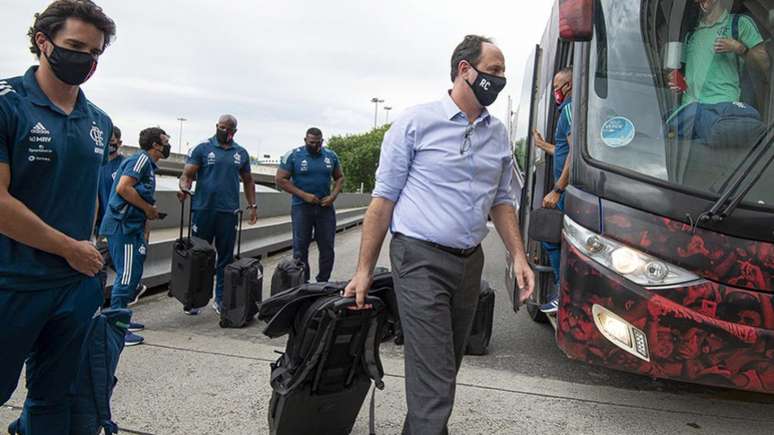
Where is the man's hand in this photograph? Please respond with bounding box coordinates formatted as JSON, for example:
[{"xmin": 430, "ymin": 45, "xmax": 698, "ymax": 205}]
[
  {"xmin": 320, "ymin": 194, "xmax": 337, "ymax": 207},
  {"xmin": 248, "ymin": 207, "xmax": 258, "ymax": 225},
  {"xmin": 532, "ymin": 129, "xmax": 548, "ymax": 151},
  {"xmin": 543, "ymin": 191, "xmax": 561, "ymax": 209},
  {"xmin": 514, "ymin": 255, "xmax": 535, "ymax": 304},
  {"xmin": 302, "ymin": 192, "xmax": 321, "ymax": 204},
  {"xmin": 343, "ymin": 271, "xmax": 373, "ymax": 309},
  {"xmin": 715, "ymin": 37, "xmax": 745, "ymax": 55},
  {"xmin": 144, "ymin": 205, "xmax": 160, "ymax": 220},
  {"xmin": 176, "ymin": 190, "xmax": 188, "ymax": 202},
  {"xmin": 64, "ymin": 240, "xmax": 104, "ymax": 277}
]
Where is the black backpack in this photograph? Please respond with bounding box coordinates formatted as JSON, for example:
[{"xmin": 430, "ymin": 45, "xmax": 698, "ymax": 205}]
[
  {"xmin": 270, "ymin": 256, "xmax": 307, "ymax": 296},
  {"xmin": 266, "ymin": 293, "xmax": 388, "ymax": 435}
]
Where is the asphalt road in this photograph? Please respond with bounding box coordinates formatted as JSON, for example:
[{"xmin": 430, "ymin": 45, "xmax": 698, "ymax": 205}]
[{"xmin": 3, "ymin": 225, "xmax": 773, "ymax": 434}]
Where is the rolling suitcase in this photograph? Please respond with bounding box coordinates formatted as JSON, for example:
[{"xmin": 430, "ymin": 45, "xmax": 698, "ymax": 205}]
[
  {"xmin": 270, "ymin": 256, "xmax": 307, "ymax": 296},
  {"xmin": 465, "ymin": 280, "xmax": 495, "ymax": 356},
  {"xmin": 168, "ymin": 194, "xmax": 216, "ymax": 311},
  {"xmin": 266, "ymin": 294, "xmax": 387, "ymax": 435},
  {"xmin": 220, "ymin": 210, "xmax": 263, "ymax": 328}
]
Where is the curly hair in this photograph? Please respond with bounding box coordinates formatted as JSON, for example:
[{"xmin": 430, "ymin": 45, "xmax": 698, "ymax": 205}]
[{"xmin": 27, "ymin": 0, "xmax": 116, "ymax": 57}]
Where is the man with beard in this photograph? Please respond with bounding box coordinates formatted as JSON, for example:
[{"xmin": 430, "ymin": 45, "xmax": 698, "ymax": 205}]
[
  {"xmin": 178, "ymin": 115, "xmax": 257, "ymax": 315},
  {"xmin": 0, "ymin": 1, "xmax": 115, "ymax": 433},
  {"xmin": 343, "ymin": 35, "xmax": 534, "ymax": 434},
  {"xmin": 276, "ymin": 127, "xmax": 344, "ymax": 283}
]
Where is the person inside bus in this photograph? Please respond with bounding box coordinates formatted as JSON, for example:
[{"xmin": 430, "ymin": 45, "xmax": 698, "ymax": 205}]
[
  {"xmin": 668, "ymin": 0, "xmax": 769, "ymax": 145},
  {"xmin": 532, "ymin": 67, "xmax": 573, "ymax": 314}
]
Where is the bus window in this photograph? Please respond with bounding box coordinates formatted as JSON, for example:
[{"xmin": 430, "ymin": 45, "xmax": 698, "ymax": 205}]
[
  {"xmin": 513, "ymin": 49, "xmax": 539, "ymax": 174},
  {"xmin": 586, "ymin": 0, "xmax": 772, "ymax": 209}
]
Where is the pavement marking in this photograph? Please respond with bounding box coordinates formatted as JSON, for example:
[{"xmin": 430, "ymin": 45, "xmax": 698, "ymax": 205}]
[{"xmin": 141, "ymin": 342, "xmax": 774, "ymax": 424}]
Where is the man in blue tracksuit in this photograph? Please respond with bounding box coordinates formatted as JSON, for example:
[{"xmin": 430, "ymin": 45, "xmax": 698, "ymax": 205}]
[
  {"xmin": 276, "ymin": 127, "xmax": 345, "ymax": 283},
  {"xmin": 0, "ymin": 2, "xmax": 116, "ymax": 433},
  {"xmin": 96, "ymin": 125, "xmax": 124, "ymax": 234},
  {"xmin": 179, "ymin": 115, "xmax": 257, "ymax": 315},
  {"xmin": 100, "ymin": 127, "xmax": 170, "ymax": 345},
  {"xmin": 533, "ymin": 67, "xmax": 573, "ymax": 313}
]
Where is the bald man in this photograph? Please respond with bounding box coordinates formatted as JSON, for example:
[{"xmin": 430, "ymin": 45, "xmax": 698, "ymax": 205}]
[{"xmin": 178, "ymin": 115, "xmax": 257, "ymax": 315}]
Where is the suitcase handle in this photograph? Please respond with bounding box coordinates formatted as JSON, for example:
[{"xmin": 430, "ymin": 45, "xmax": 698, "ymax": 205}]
[
  {"xmin": 179, "ymin": 190, "xmax": 194, "ymax": 242},
  {"xmin": 234, "ymin": 208, "xmax": 243, "ymax": 259},
  {"xmin": 333, "ymin": 296, "xmax": 384, "ymax": 312}
]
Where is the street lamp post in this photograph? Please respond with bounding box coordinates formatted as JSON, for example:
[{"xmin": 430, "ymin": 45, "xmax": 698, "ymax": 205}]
[
  {"xmin": 383, "ymin": 106, "xmax": 392, "ymax": 124},
  {"xmin": 176, "ymin": 117, "xmax": 187, "ymax": 154},
  {"xmin": 370, "ymin": 97, "xmax": 384, "ymax": 129}
]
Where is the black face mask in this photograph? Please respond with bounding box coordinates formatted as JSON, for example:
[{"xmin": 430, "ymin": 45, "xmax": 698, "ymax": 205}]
[
  {"xmin": 216, "ymin": 129, "xmax": 234, "ymax": 145},
  {"xmin": 466, "ymin": 65, "xmax": 507, "ymax": 107},
  {"xmin": 44, "ymin": 39, "xmax": 97, "ymax": 86},
  {"xmin": 108, "ymin": 143, "xmax": 119, "ymax": 154},
  {"xmin": 156, "ymin": 143, "xmax": 171, "ymax": 159},
  {"xmin": 305, "ymin": 144, "xmax": 322, "ymax": 155}
]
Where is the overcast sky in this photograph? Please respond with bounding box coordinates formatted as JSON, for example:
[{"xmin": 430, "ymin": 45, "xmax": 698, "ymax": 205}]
[{"xmin": 0, "ymin": 1, "xmax": 552, "ymax": 158}]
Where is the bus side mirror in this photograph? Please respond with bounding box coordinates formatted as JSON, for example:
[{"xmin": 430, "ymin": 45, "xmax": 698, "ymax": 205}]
[{"xmin": 559, "ymin": 0, "xmax": 594, "ymax": 42}]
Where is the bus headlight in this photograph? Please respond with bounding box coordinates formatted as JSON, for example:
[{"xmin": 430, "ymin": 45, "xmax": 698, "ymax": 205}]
[
  {"xmin": 563, "ymin": 216, "xmax": 701, "ymax": 287},
  {"xmin": 592, "ymin": 304, "xmax": 650, "ymax": 361}
]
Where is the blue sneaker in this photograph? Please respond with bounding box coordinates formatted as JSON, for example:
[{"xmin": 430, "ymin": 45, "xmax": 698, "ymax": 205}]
[
  {"xmin": 128, "ymin": 284, "xmax": 148, "ymax": 307},
  {"xmin": 540, "ymin": 296, "xmax": 559, "ymax": 314},
  {"xmin": 184, "ymin": 306, "xmax": 200, "ymax": 315},
  {"xmin": 128, "ymin": 321, "xmax": 145, "ymax": 332},
  {"xmin": 125, "ymin": 331, "xmax": 144, "ymax": 346},
  {"xmin": 212, "ymin": 301, "xmax": 223, "ymax": 315}
]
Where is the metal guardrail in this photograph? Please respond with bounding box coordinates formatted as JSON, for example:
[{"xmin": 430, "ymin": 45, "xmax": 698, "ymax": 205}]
[{"xmin": 106, "ymin": 206, "xmax": 367, "ymax": 290}]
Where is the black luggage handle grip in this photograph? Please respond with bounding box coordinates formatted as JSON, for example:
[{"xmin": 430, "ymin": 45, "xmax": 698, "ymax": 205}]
[{"xmin": 333, "ymin": 296, "xmax": 384, "ymax": 312}]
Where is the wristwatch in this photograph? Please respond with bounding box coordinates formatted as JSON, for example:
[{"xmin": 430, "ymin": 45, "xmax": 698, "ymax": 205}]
[
  {"xmin": 247, "ymin": 204, "xmax": 257, "ymax": 209},
  {"xmin": 552, "ymin": 186, "xmax": 565, "ymax": 194}
]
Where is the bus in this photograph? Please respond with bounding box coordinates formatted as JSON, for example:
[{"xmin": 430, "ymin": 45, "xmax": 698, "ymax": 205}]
[{"xmin": 507, "ymin": 0, "xmax": 774, "ymax": 393}]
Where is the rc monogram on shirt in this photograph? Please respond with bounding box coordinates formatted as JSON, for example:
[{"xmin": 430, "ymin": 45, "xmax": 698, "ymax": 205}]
[
  {"xmin": 207, "ymin": 151, "xmax": 216, "ymax": 166},
  {"xmin": 324, "ymin": 157, "xmax": 333, "ymax": 169},
  {"xmin": 90, "ymin": 122, "xmax": 105, "ymax": 156},
  {"xmin": 300, "ymin": 159, "xmax": 308, "ymax": 172},
  {"xmin": 233, "ymin": 152, "xmax": 241, "ymax": 166}
]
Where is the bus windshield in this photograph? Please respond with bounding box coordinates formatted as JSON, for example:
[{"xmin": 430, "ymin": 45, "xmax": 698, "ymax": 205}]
[{"xmin": 586, "ymin": 0, "xmax": 773, "ymax": 209}]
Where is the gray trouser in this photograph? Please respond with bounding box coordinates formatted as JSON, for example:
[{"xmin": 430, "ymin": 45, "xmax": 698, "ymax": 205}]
[{"xmin": 390, "ymin": 235, "xmax": 485, "ymax": 435}]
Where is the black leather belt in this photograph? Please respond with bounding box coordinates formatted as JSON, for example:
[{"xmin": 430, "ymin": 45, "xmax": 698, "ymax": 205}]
[{"xmin": 394, "ymin": 233, "xmax": 480, "ymax": 258}]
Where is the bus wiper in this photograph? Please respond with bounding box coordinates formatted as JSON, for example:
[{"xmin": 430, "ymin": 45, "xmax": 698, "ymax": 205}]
[{"xmin": 698, "ymin": 125, "xmax": 774, "ymax": 225}]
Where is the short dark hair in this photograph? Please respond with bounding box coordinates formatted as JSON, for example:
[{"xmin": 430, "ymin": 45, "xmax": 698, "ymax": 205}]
[
  {"xmin": 28, "ymin": 0, "xmax": 116, "ymax": 57},
  {"xmin": 139, "ymin": 127, "xmax": 166, "ymax": 151},
  {"xmin": 306, "ymin": 127, "xmax": 323, "ymax": 137},
  {"xmin": 450, "ymin": 35, "xmax": 493, "ymax": 82},
  {"xmin": 111, "ymin": 125, "xmax": 121, "ymax": 140}
]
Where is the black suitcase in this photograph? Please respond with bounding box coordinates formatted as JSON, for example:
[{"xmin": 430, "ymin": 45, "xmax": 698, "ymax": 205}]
[
  {"xmin": 270, "ymin": 256, "xmax": 307, "ymax": 296},
  {"xmin": 221, "ymin": 210, "xmax": 263, "ymax": 328},
  {"xmin": 267, "ymin": 295, "xmax": 387, "ymax": 435},
  {"xmin": 169, "ymin": 195, "xmax": 216, "ymax": 310},
  {"xmin": 465, "ymin": 280, "xmax": 495, "ymax": 356}
]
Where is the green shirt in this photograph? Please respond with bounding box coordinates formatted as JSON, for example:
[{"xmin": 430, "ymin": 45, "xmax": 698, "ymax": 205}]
[{"xmin": 683, "ymin": 12, "xmax": 763, "ymax": 105}]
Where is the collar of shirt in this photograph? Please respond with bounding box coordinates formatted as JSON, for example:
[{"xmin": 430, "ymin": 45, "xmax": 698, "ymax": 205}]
[
  {"xmin": 140, "ymin": 150, "xmax": 159, "ymax": 171},
  {"xmin": 559, "ymin": 96, "xmax": 573, "ymax": 112},
  {"xmin": 23, "ymin": 66, "xmax": 88, "ymax": 118},
  {"xmin": 441, "ymin": 91, "xmax": 491, "ymax": 126},
  {"xmin": 208, "ymin": 135, "xmax": 241, "ymax": 151},
  {"xmin": 697, "ymin": 10, "xmax": 730, "ymax": 29}
]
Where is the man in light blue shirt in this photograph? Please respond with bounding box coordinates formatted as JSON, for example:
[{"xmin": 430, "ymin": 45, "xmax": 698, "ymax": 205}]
[{"xmin": 344, "ymin": 35, "xmax": 534, "ymax": 435}]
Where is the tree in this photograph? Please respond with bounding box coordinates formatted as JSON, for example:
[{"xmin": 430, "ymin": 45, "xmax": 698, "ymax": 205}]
[{"xmin": 327, "ymin": 125, "xmax": 390, "ymax": 193}]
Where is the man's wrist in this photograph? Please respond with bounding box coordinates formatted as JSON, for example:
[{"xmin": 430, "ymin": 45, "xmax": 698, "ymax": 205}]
[
  {"xmin": 552, "ymin": 185, "xmax": 565, "ymax": 194},
  {"xmin": 738, "ymin": 42, "xmax": 748, "ymax": 56}
]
